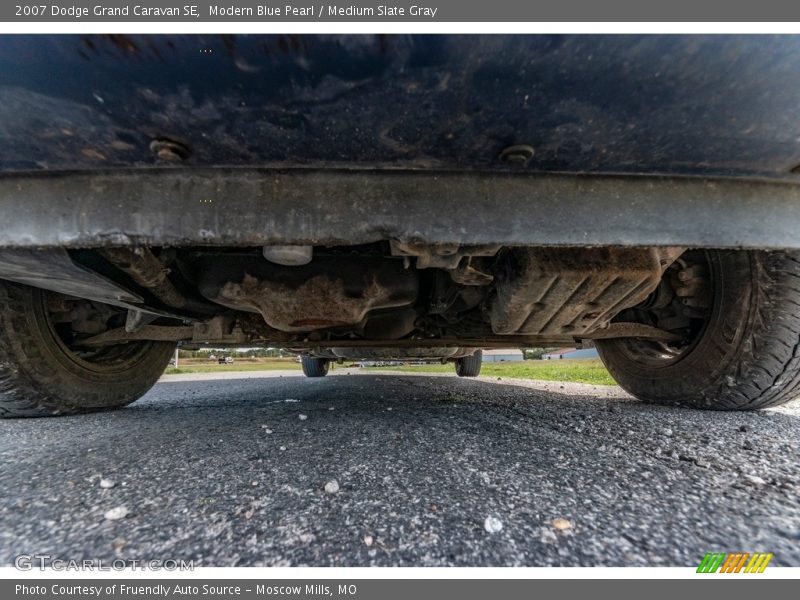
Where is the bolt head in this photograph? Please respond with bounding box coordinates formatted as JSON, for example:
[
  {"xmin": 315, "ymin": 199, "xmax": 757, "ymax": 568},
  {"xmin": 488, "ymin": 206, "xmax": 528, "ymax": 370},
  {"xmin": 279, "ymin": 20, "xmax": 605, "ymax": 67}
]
[
  {"xmin": 500, "ymin": 144, "xmax": 535, "ymax": 166},
  {"xmin": 150, "ymin": 138, "xmax": 190, "ymax": 161}
]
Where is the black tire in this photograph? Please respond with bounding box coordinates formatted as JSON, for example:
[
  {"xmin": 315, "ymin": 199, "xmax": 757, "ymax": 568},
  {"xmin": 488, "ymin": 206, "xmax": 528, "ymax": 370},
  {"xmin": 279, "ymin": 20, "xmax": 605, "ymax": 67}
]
[
  {"xmin": 597, "ymin": 250, "xmax": 800, "ymax": 410},
  {"xmin": 301, "ymin": 356, "xmax": 330, "ymax": 377},
  {"xmin": 455, "ymin": 349, "xmax": 482, "ymax": 377},
  {"xmin": 0, "ymin": 281, "xmax": 176, "ymax": 417}
]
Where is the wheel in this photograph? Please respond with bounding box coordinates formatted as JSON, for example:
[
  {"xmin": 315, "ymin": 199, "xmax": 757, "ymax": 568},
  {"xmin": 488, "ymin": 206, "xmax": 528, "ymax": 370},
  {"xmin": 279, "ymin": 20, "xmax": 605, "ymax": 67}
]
[
  {"xmin": 301, "ymin": 356, "xmax": 330, "ymax": 377},
  {"xmin": 455, "ymin": 349, "xmax": 482, "ymax": 377},
  {"xmin": 596, "ymin": 249, "xmax": 800, "ymax": 410},
  {"xmin": 0, "ymin": 281, "xmax": 176, "ymax": 417}
]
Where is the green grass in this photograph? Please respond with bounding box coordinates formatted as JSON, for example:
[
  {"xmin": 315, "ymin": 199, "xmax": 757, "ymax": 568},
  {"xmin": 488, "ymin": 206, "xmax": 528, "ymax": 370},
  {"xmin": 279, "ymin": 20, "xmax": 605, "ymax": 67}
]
[
  {"xmin": 162, "ymin": 357, "xmax": 615, "ymax": 386},
  {"xmin": 382, "ymin": 359, "xmax": 616, "ymax": 386},
  {"xmin": 164, "ymin": 359, "xmax": 301, "ymax": 374}
]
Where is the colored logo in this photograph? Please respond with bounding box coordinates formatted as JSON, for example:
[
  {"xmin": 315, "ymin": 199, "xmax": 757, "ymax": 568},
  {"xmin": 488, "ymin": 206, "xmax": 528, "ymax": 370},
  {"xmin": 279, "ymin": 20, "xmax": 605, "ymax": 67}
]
[{"xmin": 697, "ymin": 552, "xmax": 773, "ymax": 573}]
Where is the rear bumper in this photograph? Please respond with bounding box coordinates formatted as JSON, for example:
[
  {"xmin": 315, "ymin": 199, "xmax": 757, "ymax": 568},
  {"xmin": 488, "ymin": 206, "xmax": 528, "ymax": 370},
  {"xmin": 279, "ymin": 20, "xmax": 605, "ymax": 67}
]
[{"xmin": 2, "ymin": 168, "xmax": 800, "ymax": 249}]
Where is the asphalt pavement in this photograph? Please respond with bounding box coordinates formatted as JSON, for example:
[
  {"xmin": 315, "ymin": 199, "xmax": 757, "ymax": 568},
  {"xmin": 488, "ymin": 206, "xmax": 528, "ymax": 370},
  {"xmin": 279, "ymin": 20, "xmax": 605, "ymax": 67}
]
[{"xmin": 1, "ymin": 371, "xmax": 799, "ymax": 567}]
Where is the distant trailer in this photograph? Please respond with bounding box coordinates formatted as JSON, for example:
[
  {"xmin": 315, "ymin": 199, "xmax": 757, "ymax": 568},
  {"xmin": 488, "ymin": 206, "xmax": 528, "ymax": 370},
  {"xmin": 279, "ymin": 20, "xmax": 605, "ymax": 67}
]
[
  {"xmin": 482, "ymin": 349, "xmax": 524, "ymax": 363},
  {"xmin": 542, "ymin": 348, "xmax": 600, "ymax": 360}
]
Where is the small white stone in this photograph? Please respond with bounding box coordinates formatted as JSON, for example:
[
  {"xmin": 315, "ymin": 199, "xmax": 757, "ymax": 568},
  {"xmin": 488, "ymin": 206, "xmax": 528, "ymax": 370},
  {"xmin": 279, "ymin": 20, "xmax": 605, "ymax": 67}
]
[
  {"xmin": 298, "ymin": 414, "xmax": 308, "ymax": 421},
  {"xmin": 279, "ymin": 446, "xmax": 287, "ymax": 451},
  {"xmin": 104, "ymin": 506, "xmax": 128, "ymax": 521},
  {"xmin": 328, "ymin": 407, "xmax": 335, "ymax": 411},
  {"xmin": 363, "ymin": 535, "xmax": 374, "ymax": 547},
  {"xmin": 552, "ymin": 517, "xmax": 572, "ymax": 531},
  {"xmin": 539, "ymin": 528, "xmax": 558, "ymax": 544},
  {"xmin": 484, "ymin": 515, "xmax": 503, "ymax": 533},
  {"xmin": 743, "ymin": 474, "xmax": 766, "ymax": 486},
  {"xmin": 324, "ymin": 480, "xmax": 340, "ymax": 494},
  {"xmin": 99, "ymin": 479, "xmax": 115, "ymax": 489}
]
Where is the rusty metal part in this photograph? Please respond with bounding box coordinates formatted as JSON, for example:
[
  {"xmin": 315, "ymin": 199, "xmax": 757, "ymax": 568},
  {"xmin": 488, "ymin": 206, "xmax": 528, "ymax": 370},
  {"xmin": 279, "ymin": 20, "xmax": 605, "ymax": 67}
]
[
  {"xmin": 77, "ymin": 321, "xmax": 581, "ymax": 349},
  {"xmin": 289, "ymin": 338, "xmax": 576, "ymax": 350},
  {"xmin": 99, "ymin": 247, "xmax": 187, "ymax": 309},
  {"xmin": 197, "ymin": 256, "xmax": 418, "ymax": 333},
  {"xmin": 450, "ymin": 258, "xmax": 495, "ymax": 285},
  {"xmin": 77, "ymin": 313, "xmax": 263, "ymax": 348},
  {"xmin": 490, "ymin": 247, "xmax": 684, "ymax": 336},
  {"xmin": 390, "ymin": 242, "xmax": 501, "ymax": 271},
  {"xmin": 583, "ymin": 322, "xmax": 683, "ymax": 342},
  {"xmin": 76, "ymin": 324, "xmax": 193, "ymax": 347},
  {"xmin": 232, "ymin": 313, "xmax": 297, "ymax": 344},
  {"xmin": 390, "ymin": 242, "xmax": 499, "ymax": 285},
  {"xmin": 191, "ymin": 315, "xmax": 251, "ymax": 345},
  {"xmin": 218, "ymin": 275, "xmax": 406, "ymax": 332},
  {"xmin": 8, "ymin": 170, "xmax": 800, "ymax": 251},
  {"xmin": 307, "ymin": 347, "xmax": 476, "ymax": 360},
  {"xmin": 75, "ymin": 319, "xmax": 676, "ymax": 348}
]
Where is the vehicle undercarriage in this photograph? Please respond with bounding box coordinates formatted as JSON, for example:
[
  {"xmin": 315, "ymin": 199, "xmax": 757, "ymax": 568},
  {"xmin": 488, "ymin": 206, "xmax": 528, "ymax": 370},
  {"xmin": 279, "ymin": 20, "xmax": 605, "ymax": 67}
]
[{"xmin": 3, "ymin": 35, "xmax": 800, "ymax": 414}]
